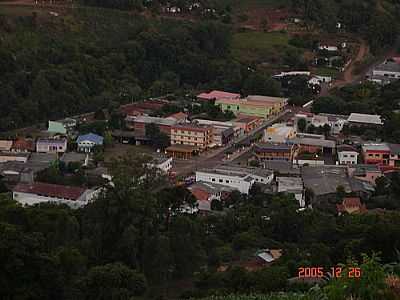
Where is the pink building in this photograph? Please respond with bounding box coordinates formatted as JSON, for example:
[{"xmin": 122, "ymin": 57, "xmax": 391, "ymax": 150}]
[{"xmin": 197, "ymin": 90, "xmax": 240, "ymax": 101}]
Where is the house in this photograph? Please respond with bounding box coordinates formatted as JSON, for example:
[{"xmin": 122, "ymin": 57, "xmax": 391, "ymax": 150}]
[
  {"xmin": 337, "ymin": 144, "xmax": 359, "ymax": 165},
  {"xmin": 11, "ymin": 138, "xmax": 35, "ymax": 152},
  {"xmin": 121, "ymin": 100, "xmax": 167, "ymax": 117},
  {"xmin": 361, "ymin": 143, "xmax": 390, "ymax": 165},
  {"xmin": 347, "ymin": 113, "xmax": 383, "ymax": 127},
  {"xmin": 12, "ymin": 182, "xmax": 99, "ymax": 209},
  {"xmin": 188, "ymin": 181, "xmax": 234, "ymax": 212},
  {"xmin": 170, "ymin": 124, "xmax": 213, "ymax": 150},
  {"xmin": 0, "ymin": 152, "xmax": 30, "ymax": 163},
  {"xmin": 0, "ymin": 140, "xmax": 13, "ymax": 152},
  {"xmin": 196, "ymin": 165, "xmax": 274, "ymax": 194},
  {"xmin": 263, "ymin": 124, "xmax": 297, "ymax": 143},
  {"xmin": 233, "ymin": 115, "xmax": 263, "ymax": 133},
  {"xmin": 254, "ymin": 143, "xmax": 295, "ymax": 162},
  {"xmin": 348, "ymin": 164, "xmax": 383, "ymax": 185},
  {"xmin": 47, "ymin": 121, "xmax": 67, "ymax": 135},
  {"xmin": 246, "ymin": 95, "xmax": 288, "ymax": 115},
  {"xmin": 61, "ymin": 118, "xmax": 77, "ymax": 131},
  {"xmin": 276, "ymin": 177, "xmax": 305, "ymax": 207},
  {"xmin": 77, "ymin": 133, "xmax": 104, "ymax": 153},
  {"xmin": 337, "ymin": 197, "xmax": 367, "ymax": 215},
  {"xmin": 36, "ymin": 139, "xmax": 67, "ymax": 153},
  {"xmin": 125, "ymin": 115, "xmax": 177, "ymax": 136},
  {"xmin": 197, "ymin": 90, "xmax": 240, "ymax": 101},
  {"xmin": 212, "ymin": 126, "xmax": 235, "ymax": 146}
]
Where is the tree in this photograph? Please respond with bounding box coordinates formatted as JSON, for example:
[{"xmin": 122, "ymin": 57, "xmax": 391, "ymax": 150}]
[
  {"xmin": 145, "ymin": 123, "xmax": 170, "ymax": 150},
  {"xmin": 297, "ymin": 118, "xmax": 307, "ymax": 132},
  {"xmin": 82, "ymin": 262, "xmax": 147, "ymax": 299},
  {"xmin": 242, "ymin": 71, "xmax": 281, "ymax": 97}
]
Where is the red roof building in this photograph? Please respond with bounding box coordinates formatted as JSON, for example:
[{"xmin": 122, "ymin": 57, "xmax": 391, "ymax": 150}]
[
  {"xmin": 337, "ymin": 197, "xmax": 367, "ymax": 215},
  {"xmin": 11, "ymin": 138, "xmax": 35, "ymax": 152}
]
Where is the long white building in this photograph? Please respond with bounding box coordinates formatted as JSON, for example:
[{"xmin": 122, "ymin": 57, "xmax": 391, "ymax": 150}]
[{"xmin": 195, "ymin": 165, "xmax": 274, "ymax": 194}]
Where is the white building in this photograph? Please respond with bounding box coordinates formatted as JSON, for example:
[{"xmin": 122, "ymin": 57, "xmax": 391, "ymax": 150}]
[
  {"xmin": 195, "ymin": 165, "xmax": 274, "ymax": 194},
  {"xmin": 347, "ymin": 113, "xmax": 383, "ymax": 126},
  {"xmin": 263, "ymin": 124, "xmax": 297, "ymax": 143},
  {"xmin": 12, "ymin": 182, "xmax": 99, "ymax": 209},
  {"xmin": 337, "ymin": 145, "xmax": 359, "ymax": 165},
  {"xmin": 368, "ymin": 61, "xmax": 400, "ymax": 85},
  {"xmin": 150, "ymin": 156, "xmax": 173, "ymax": 173},
  {"xmin": 36, "ymin": 139, "xmax": 67, "ymax": 153}
]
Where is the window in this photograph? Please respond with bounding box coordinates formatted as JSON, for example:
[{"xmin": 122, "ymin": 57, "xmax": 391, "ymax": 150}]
[
  {"xmin": 225, "ymin": 180, "xmax": 229, "ymax": 183},
  {"xmin": 212, "ymin": 178, "xmax": 215, "ymax": 182},
  {"xmin": 219, "ymin": 179, "xmax": 223, "ymax": 183}
]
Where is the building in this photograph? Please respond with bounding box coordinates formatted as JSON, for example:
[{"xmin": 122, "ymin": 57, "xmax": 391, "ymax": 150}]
[
  {"xmin": 293, "ymin": 153, "xmax": 325, "ymax": 166},
  {"xmin": 301, "ymin": 166, "xmax": 374, "ymax": 205},
  {"xmin": 197, "ymin": 90, "xmax": 240, "ymax": 101},
  {"xmin": 263, "ymin": 124, "xmax": 297, "ymax": 143},
  {"xmin": 388, "ymin": 143, "xmax": 400, "ymax": 168},
  {"xmin": 216, "ymin": 95, "xmax": 287, "ymax": 119},
  {"xmin": 170, "ymin": 124, "xmax": 213, "ymax": 150},
  {"xmin": 337, "ymin": 197, "xmax": 367, "ymax": 215},
  {"xmin": 0, "ymin": 140, "xmax": 13, "ymax": 152},
  {"xmin": 125, "ymin": 115, "xmax": 177, "ymax": 135},
  {"xmin": 36, "ymin": 139, "xmax": 67, "ymax": 153},
  {"xmin": 233, "ymin": 115, "xmax": 262, "ymax": 133},
  {"xmin": 0, "ymin": 152, "xmax": 30, "ymax": 163},
  {"xmin": 254, "ymin": 143, "xmax": 295, "ymax": 162},
  {"xmin": 11, "ymin": 138, "xmax": 35, "ymax": 152},
  {"xmin": 149, "ymin": 156, "xmax": 173, "ymax": 173},
  {"xmin": 167, "ymin": 112, "xmax": 188, "ymax": 123},
  {"xmin": 361, "ymin": 143, "xmax": 390, "ymax": 165},
  {"xmin": 76, "ymin": 133, "xmax": 104, "ymax": 153},
  {"xmin": 337, "ymin": 144, "xmax": 359, "ymax": 165},
  {"xmin": 12, "ymin": 182, "xmax": 98, "ymax": 209},
  {"xmin": 188, "ymin": 181, "xmax": 234, "ymax": 212},
  {"xmin": 121, "ymin": 100, "xmax": 168, "ymax": 117},
  {"xmin": 212, "ymin": 126, "xmax": 235, "ymax": 146},
  {"xmin": 290, "ymin": 137, "xmax": 336, "ymax": 155},
  {"xmin": 246, "ymin": 95, "xmax": 288, "ymax": 115},
  {"xmin": 195, "ymin": 165, "xmax": 274, "ymax": 194},
  {"xmin": 347, "ymin": 113, "xmax": 383, "ymax": 127},
  {"xmin": 294, "ymin": 112, "xmax": 347, "ymax": 135},
  {"xmin": 348, "ymin": 164, "xmax": 383, "ymax": 185},
  {"xmin": 47, "ymin": 121, "xmax": 67, "ymax": 135},
  {"xmin": 166, "ymin": 145, "xmax": 199, "ymax": 159},
  {"xmin": 367, "ymin": 61, "xmax": 400, "ymax": 85},
  {"xmin": 276, "ymin": 177, "xmax": 305, "ymax": 207}
]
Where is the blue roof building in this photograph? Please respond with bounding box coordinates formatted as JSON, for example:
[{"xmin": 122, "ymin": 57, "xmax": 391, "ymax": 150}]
[{"xmin": 77, "ymin": 133, "xmax": 104, "ymax": 153}]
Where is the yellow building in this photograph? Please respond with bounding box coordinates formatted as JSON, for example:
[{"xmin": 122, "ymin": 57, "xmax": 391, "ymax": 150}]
[
  {"xmin": 170, "ymin": 124, "xmax": 213, "ymax": 150},
  {"xmin": 216, "ymin": 95, "xmax": 287, "ymax": 119}
]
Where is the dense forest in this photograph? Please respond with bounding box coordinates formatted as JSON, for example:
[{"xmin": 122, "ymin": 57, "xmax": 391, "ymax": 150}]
[{"xmin": 1, "ymin": 153, "xmax": 400, "ymax": 299}]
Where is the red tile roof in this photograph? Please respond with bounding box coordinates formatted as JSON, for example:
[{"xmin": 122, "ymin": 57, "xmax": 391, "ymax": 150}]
[
  {"xmin": 13, "ymin": 182, "xmax": 86, "ymax": 201},
  {"xmin": 190, "ymin": 188, "xmax": 210, "ymax": 201},
  {"xmin": 337, "ymin": 197, "xmax": 367, "ymax": 214},
  {"xmin": 12, "ymin": 139, "xmax": 35, "ymax": 152}
]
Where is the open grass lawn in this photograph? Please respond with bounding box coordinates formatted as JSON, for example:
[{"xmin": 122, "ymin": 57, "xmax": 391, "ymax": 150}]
[
  {"xmin": 315, "ymin": 66, "xmax": 340, "ymax": 78},
  {"xmin": 231, "ymin": 31, "xmax": 292, "ymax": 63},
  {"xmin": 223, "ymin": 0, "xmax": 290, "ymax": 10},
  {"xmin": 104, "ymin": 143, "xmax": 155, "ymax": 163}
]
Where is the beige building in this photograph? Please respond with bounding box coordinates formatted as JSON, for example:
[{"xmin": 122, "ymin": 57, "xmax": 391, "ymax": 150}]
[
  {"xmin": 170, "ymin": 124, "xmax": 213, "ymax": 150},
  {"xmin": 263, "ymin": 124, "xmax": 297, "ymax": 143}
]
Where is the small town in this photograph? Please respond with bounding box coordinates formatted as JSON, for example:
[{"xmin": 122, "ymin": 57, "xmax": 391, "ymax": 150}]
[{"xmin": 1, "ymin": 0, "xmax": 400, "ymax": 299}]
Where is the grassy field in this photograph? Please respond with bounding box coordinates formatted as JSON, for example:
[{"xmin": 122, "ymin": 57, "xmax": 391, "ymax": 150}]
[
  {"xmin": 314, "ymin": 66, "xmax": 340, "ymax": 78},
  {"xmin": 223, "ymin": 0, "xmax": 290, "ymax": 10},
  {"xmin": 231, "ymin": 31, "xmax": 293, "ymax": 63}
]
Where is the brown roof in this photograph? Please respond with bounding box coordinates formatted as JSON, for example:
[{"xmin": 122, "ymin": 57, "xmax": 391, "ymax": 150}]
[
  {"xmin": 171, "ymin": 124, "xmax": 212, "ymax": 132},
  {"xmin": 12, "ymin": 139, "xmax": 35, "ymax": 152},
  {"xmin": 168, "ymin": 112, "xmax": 188, "ymax": 120},
  {"xmin": 337, "ymin": 197, "xmax": 367, "ymax": 214},
  {"xmin": 13, "ymin": 182, "xmax": 86, "ymax": 201},
  {"xmin": 190, "ymin": 188, "xmax": 210, "ymax": 201}
]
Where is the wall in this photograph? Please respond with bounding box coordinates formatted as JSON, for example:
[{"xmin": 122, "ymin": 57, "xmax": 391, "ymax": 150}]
[{"xmin": 195, "ymin": 171, "xmax": 253, "ymax": 194}]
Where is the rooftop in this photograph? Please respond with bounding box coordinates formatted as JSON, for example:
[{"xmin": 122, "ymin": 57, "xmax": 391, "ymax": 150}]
[
  {"xmin": 13, "ymin": 182, "xmax": 86, "ymax": 201},
  {"xmin": 247, "ymin": 95, "xmax": 288, "ymax": 103},
  {"xmin": 276, "ymin": 177, "xmax": 303, "ymax": 193},
  {"xmin": 29, "ymin": 152, "xmax": 58, "ymax": 164},
  {"xmin": 167, "ymin": 112, "xmax": 188, "ymax": 120},
  {"xmin": 77, "ymin": 133, "xmax": 104, "ymax": 145},
  {"xmin": 337, "ymin": 144, "xmax": 358, "ymax": 152},
  {"xmin": 0, "ymin": 140, "xmax": 13, "ymax": 151},
  {"xmin": 37, "ymin": 138, "xmax": 67, "ymax": 145},
  {"xmin": 60, "ymin": 152, "xmax": 87, "ymax": 164},
  {"xmin": 348, "ymin": 113, "xmax": 383, "ymax": 125},
  {"xmin": 265, "ymin": 124, "xmax": 295, "ymax": 137},
  {"xmin": 374, "ymin": 61, "xmax": 400, "ymax": 73},
  {"xmin": 290, "ymin": 137, "xmax": 336, "ymax": 148},
  {"xmin": 172, "ymin": 124, "xmax": 213, "ymax": 132},
  {"xmin": 197, "ymin": 90, "xmax": 240, "ymax": 100},
  {"xmin": 234, "ymin": 115, "xmax": 261, "ymax": 124},
  {"xmin": 362, "ymin": 143, "xmax": 390, "ymax": 152},
  {"xmin": 48, "ymin": 121, "xmax": 67, "ymax": 134},
  {"xmin": 254, "ymin": 143, "xmax": 293, "ymax": 152},
  {"xmin": 128, "ymin": 115, "xmax": 177, "ymax": 126}
]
